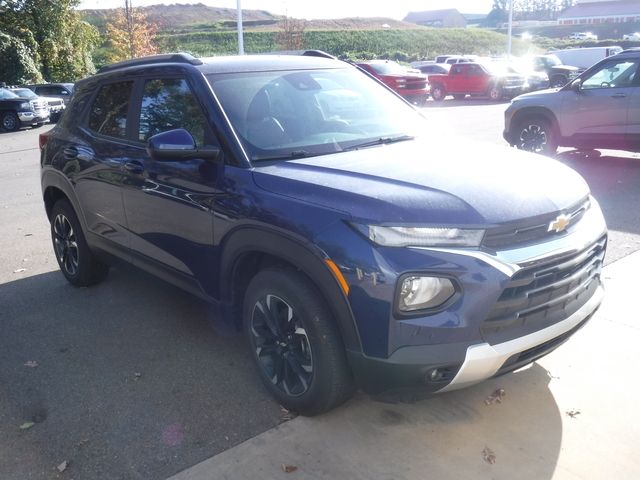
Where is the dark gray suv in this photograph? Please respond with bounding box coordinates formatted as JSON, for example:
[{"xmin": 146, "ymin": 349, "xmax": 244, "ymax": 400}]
[{"xmin": 504, "ymin": 49, "xmax": 639, "ymax": 155}]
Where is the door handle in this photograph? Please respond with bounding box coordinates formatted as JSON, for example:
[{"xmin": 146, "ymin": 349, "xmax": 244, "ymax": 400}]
[
  {"xmin": 611, "ymin": 93, "xmax": 627, "ymax": 98},
  {"xmin": 63, "ymin": 146, "xmax": 94, "ymax": 162},
  {"xmin": 123, "ymin": 160, "xmax": 144, "ymax": 174}
]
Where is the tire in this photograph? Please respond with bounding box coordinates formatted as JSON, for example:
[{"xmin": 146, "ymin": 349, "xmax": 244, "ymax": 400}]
[
  {"xmin": 513, "ymin": 116, "xmax": 558, "ymax": 156},
  {"xmin": 50, "ymin": 199, "xmax": 109, "ymax": 286},
  {"xmin": 243, "ymin": 268, "xmax": 354, "ymax": 415},
  {"xmin": 431, "ymin": 84, "xmax": 446, "ymax": 102},
  {"xmin": 1, "ymin": 111, "xmax": 20, "ymax": 132},
  {"xmin": 488, "ymin": 84, "xmax": 503, "ymax": 101},
  {"xmin": 453, "ymin": 94, "xmax": 466, "ymax": 100},
  {"xmin": 550, "ymin": 75, "xmax": 568, "ymax": 88}
]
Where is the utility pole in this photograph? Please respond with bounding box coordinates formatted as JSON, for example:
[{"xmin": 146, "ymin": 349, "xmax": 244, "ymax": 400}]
[
  {"xmin": 507, "ymin": 0, "xmax": 514, "ymax": 58},
  {"xmin": 237, "ymin": 0, "xmax": 245, "ymax": 55}
]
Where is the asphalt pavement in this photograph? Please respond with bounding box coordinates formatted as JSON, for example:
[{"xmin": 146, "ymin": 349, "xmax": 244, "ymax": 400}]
[{"xmin": 1, "ymin": 102, "xmax": 639, "ymax": 479}]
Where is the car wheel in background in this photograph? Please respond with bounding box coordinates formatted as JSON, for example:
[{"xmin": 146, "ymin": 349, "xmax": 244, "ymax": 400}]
[
  {"xmin": 550, "ymin": 75, "xmax": 568, "ymax": 88},
  {"xmin": 431, "ymin": 84, "xmax": 446, "ymax": 101},
  {"xmin": 514, "ymin": 116, "xmax": 558, "ymax": 156},
  {"xmin": 243, "ymin": 268, "xmax": 354, "ymax": 416},
  {"xmin": 1, "ymin": 111, "xmax": 19, "ymax": 132},
  {"xmin": 488, "ymin": 85, "xmax": 503, "ymax": 101},
  {"xmin": 50, "ymin": 199, "xmax": 109, "ymax": 286}
]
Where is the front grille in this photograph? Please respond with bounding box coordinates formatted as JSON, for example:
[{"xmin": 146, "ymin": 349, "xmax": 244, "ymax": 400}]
[
  {"xmin": 399, "ymin": 78, "xmax": 428, "ymax": 90},
  {"xmin": 482, "ymin": 235, "xmax": 606, "ymax": 344},
  {"xmin": 30, "ymin": 99, "xmax": 48, "ymax": 113},
  {"xmin": 483, "ymin": 197, "xmax": 590, "ymax": 249}
]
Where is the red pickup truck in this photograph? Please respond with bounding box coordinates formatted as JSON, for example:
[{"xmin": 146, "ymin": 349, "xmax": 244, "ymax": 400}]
[
  {"xmin": 357, "ymin": 60, "xmax": 430, "ymax": 105},
  {"xmin": 428, "ymin": 62, "xmax": 527, "ymax": 101}
]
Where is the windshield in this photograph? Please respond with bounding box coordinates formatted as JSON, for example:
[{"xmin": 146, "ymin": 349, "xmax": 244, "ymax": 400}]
[
  {"xmin": 367, "ymin": 61, "xmax": 407, "ymax": 75},
  {"xmin": 543, "ymin": 55, "xmax": 562, "ymax": 67},
  {"xmin": 12, "ymin": 88, "xmax": 37, "ymax": 99},
  {"xmin": 207, "ymin": 67, "xmax": 425, "ymax": 162},
  {"xmin": 0, "ymin": 88, "xmax": 20, "ymax": 99}
]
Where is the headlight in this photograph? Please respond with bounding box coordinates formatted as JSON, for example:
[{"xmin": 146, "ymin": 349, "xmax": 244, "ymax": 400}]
[
  {"xmin": 362, "ymin": 225, "xmax": 485, "ymax": 248},
  {"xmin": 20, "ymin": 102, "xmax": 31, "ymax": 110},
  {"xmin": 398, "ymin": 275, "xmax": 456, "ymax": 312}
]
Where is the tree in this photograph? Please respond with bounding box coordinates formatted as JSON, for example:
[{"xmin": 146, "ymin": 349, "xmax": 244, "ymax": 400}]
[
  {"xmin": 105, "ymin": 0, "xmax": 158, "ymax": 62},
  {"xmin": 0, "ymin": 32, "xmax": 42, "ymax": 84},
  {"xmin": 276, "ymin": 17, "xmax": 306, "ymax": 51},
  {"xmin": 0, "ymin": 0, "xmax": 100, "ymax": 81}
]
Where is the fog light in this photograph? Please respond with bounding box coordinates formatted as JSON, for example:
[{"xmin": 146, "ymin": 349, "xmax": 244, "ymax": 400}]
[
  {"xmin": 398, "ymin": 276, "xmax": 455, "ymax": 312},
  {"xmin": 427, "ymin": 368, "xmax": 443, "ymax": 382}
]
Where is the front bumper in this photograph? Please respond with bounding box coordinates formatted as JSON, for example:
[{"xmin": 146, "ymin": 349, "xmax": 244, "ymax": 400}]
[{"xmin": 18, "ymin": 110, "xmax": 50, "ymax": 126}]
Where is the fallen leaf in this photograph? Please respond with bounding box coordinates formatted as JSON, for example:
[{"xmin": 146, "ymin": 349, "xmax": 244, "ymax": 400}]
[
  {"xmin": 24, "ymin": 233, "xmax": 33, "ymax": 237},
  {"xmin": 566, "ymin": 409, "xmax": 581, "ymax": 418},
  {"xmin": 484, "ymin": 388, "xmax": 506, "ymax": 405},
  {"xmin": 282, "ymin": 464, "xmax": 298, "ymax": 473},
  {"xmin": 19, "ymin": 422, "xmax": 35, "ymax": 430},
  {"xmin": 13, "ymin": 268, "xmax": 26, "ymax": 273},
  {"xmin": 482, "ymin": 446, "xmax": 496, "ymax": 464},
  {"xmin": 280, "ymin": 406, "xmax": 293, "ymax": 422},
  {"xmin": 56, "ymin": 460, "xmax": 68, "ymax": 472},
  {"xmin": 24, "ymin": 360, "xmax": 38, "ymax": 368}
]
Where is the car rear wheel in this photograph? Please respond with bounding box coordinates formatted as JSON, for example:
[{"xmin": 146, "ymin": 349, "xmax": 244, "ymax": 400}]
[
  {"xmin": 1, "ymin": 112, "xmax": 19, "ymax": 132},
  {"xmin": 243, "ymin": 268, "xmax": 354, "ymax": 415},
  {"xmin": 50, "ymin": 199, "xmax": 109, "ymax": 286},
  {"xmin": 514, "ymin": 117, "xmax": 558, "ymax": 156},
  {"xmin": 431, "ymin": 84, "xmax": 446, "ymax": 102}
]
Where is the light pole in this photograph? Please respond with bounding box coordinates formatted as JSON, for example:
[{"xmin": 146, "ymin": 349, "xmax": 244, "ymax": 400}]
[
  {"xmin": 507, "ymin": 0, "xmax": 514, "ymax": 58},
  {"xmin": 237, "ymin": 0, "xmax": 245, "ymax": 55}
]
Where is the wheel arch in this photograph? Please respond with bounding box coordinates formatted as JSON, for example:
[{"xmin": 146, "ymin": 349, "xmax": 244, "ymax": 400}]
[
  {"xmin": 509, "ymin": 107, "xmax": 560, "ymax": 144},
  {"xmin": 219, "ymin": 227, "xmax": 362, "ymax": 354},
  {"xmin": 41, "ymin": 170, "xmax": 87, "ymax": 229}
]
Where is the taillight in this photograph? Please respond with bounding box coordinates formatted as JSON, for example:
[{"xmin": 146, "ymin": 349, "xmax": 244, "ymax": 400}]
[{"xmin": 39, "ymin": 133, "xmax": 49, "ymax": 150}]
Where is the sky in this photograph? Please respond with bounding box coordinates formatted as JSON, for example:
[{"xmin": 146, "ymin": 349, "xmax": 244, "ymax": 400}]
[{"xmin": 78, "ymin": 1, "xmax": 496, "ymax": 20}]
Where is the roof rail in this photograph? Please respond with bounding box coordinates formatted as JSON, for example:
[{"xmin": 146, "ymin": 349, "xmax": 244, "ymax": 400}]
[
  {"xmin": 97, "ymin": 53, "xmax": 203, "ymax": 74},
  {"xmin": 302, "ymin": 50, "xmax": 337, "ymax": 60},
  {"xmin": 621, "ymin": 47, "xmax": 640, "ymax": 53}
]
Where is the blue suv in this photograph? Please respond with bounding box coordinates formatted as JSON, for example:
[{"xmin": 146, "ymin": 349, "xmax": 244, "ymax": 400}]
[{"xmin": 40, "ymin": 52, "xmax": 607, "ymax": 415}]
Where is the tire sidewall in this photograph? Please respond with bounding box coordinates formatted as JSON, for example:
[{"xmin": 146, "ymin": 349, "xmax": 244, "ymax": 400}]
[
  {"xmin": 515, "ymin": 117, "xmax": 558, "ymax": 156},
  {"xmin": 243, "ymin": 269, "xmax": 349, "ymax": 413}
]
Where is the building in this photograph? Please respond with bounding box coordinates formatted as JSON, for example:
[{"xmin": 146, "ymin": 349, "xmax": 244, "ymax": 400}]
[
  {"xmin": 404, "ymin": 9, "xmax": 467, "ymax": 28},
  {"xmin": 558, "ymin": 0, "xmax": 640, "ymax": 26}
]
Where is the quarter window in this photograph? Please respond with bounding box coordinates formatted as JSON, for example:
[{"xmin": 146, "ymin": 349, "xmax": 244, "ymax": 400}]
[
  {"xmin": 88, "ymin": 81, "xmax": 133, "ymax": 138},
  {"xmin": 138, "ymin": 78, "xmax": 211, "ymax": 146}
]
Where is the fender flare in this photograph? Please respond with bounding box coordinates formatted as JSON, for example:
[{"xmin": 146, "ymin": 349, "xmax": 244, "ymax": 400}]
[
  {"xmin": 41, "ymin": 169, "xmax": 88, "ymax": 230},
  {"xmin": 219, "ymin": 226, "xmax": 362, "ymax": 353},
  {"xmin": 509, "ymin": 107, "xmax": 560, "ymax": 143}
]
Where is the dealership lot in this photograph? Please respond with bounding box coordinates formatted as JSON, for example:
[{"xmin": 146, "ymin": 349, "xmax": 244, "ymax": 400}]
[{"xmin": 2, "ymin": 100, "xmax": 640, "ymax": 479}]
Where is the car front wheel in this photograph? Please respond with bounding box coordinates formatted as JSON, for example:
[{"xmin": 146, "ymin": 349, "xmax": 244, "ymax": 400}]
[
  {"xmin": 1, "ymin": 111, "xmax": 19, "ymax": 132},
  {"xmin": 431, "ymin": 84, "xmax": 446, "ymax": 101},
  {"xmin": 514, "ymin": 117, "xmax": 558, "ymax": 156},
  {"xmin": 488, "ymin": 85, "xmax": 503, "ymax": 101},
  {"xmin": 243, "ymin": 268, "xmax": 354, "ymax": 415}
]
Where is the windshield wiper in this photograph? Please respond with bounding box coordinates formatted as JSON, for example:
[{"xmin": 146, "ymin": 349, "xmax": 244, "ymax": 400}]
[
  {"xmin": 342, "ymin": 135, "xmax": 415, "ymax": 152},
  {"xmin": 251, "ymin": 150, "xmax": 311, "ymax": 162}
]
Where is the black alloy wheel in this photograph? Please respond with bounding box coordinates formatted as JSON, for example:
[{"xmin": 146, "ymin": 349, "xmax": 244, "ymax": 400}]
[
  {"xmin": 250, "ymin": 294, "xmax": 313, "ymax": 396},
  {"xmin": 1, "ymin": 112, "xmax": 19, "ymax": 132},
  {"xmin": 52, "ymin": 213, "xmax": 80, "ymax": 277}
]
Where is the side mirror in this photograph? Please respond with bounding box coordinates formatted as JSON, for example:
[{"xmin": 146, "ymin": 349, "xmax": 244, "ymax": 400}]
[
  {"xmin": 146, "ymin": 128, "xmax": 220, "ymax": 162},
  {"xmin": 570, "ymin": 79, "xmax": 582, "ymax": 93}
]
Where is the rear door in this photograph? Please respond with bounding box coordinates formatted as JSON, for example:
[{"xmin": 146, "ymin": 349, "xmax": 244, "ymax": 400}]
[
  {"xmin": 120, "ymin": 76, "xmax": 222, "ymax": 294},
  {"xmin": 558, "ymin": 58, "xmax": 638, "ymax": 143}
]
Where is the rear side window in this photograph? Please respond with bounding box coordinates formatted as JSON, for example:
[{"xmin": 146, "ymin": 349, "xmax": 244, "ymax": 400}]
[
  {"xmin": 88, "ymin": 81, "xmax": 133, "ymax": 139},
  {"xmin": 138, "ymin": 78, "xmax": 211, "ymax": 146}
]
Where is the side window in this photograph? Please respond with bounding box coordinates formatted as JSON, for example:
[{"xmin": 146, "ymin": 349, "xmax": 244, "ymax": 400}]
[
  {"xmin": 451, "ymin": 65, "xmax": 463, "ymax": 75},
  {"xmin": 138, "ymin": 78, "xmax": 212, "ymax": 146},
  {"xmin": 582, "ymin": 61, "xmax": 638, "ymax": 90},
  {"xmin": 88, "ymin": 81, "xmax": 133, "ymax": 138}
]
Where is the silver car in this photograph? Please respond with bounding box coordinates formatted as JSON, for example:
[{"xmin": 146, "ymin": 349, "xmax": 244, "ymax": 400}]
[{"xmin": 504, "ymin": 48, "xmax": 640, "ymax": 155}]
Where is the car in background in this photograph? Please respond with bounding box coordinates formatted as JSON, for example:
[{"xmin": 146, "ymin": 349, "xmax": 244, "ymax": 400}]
[
  {"xmin": 504, "ymin": 48, "xmax": 640, "ymax": 155},
  {"xmin": 24, "ymin": 83, "xmax": 74, "ymax": 105},
  {"xmin": 0, "ymin": 87, "xmax": 49, "ymax": 131},
  {"xmin": 10, "ymin": 87, "xmax": 65, "ymax": 122},
  {"xmin": 569, "ymin": 32, "xmax": 598, "ymax": 41},
  {"xmin": 521, "ymin": 54, "xmax": 582, "ymax": 88},
  {"xmin": 415, "ymin": 63, "xmax": 451, "ymax": 75},
  {"xmin": 623, "ymin": 32, "xmax": 640, "ymax": 41},
  {"xmin": 549, "ymin": 46, "xmax": 623, "ymax": 70},
  {"xmin": 428, "ymin": 62, "xmax": 526, "ymax": 101},
  {"xmin": 507, "ymin": 60, "xmax": 550, "ymax": 92},
  {"xmin": 356, "ymin": 60, "xmax": 430, "ymax": 105}
]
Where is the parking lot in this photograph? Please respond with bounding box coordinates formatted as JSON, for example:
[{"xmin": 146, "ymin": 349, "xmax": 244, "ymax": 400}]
[{"xmin": 2, "ymin": 100, "xmax": 640, "ymax": 479}]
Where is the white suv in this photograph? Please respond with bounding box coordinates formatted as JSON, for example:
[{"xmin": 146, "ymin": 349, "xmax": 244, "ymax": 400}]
[{"xmin": 504, "ymin": 49, "xmax": 639, "ymax": 155}]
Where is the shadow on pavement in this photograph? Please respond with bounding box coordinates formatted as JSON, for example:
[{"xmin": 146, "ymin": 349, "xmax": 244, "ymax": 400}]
[{"xmin": 0, "ymin": 268, "xmax": 280, "ymax": 480}]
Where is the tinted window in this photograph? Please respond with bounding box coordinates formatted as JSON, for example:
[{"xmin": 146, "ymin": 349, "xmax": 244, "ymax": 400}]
[
  {"xmin": 88, "ymin": 81, "xmax": 133, "ymax": 138},
  {"xmin": 138, "ymin": 78, "xmax": 210, "ymax": 146}
]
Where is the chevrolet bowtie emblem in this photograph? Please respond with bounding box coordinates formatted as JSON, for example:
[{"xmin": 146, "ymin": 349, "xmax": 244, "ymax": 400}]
[{"xmin": 548, "ymin": 213, "xmax": 571, "ymax": 233}]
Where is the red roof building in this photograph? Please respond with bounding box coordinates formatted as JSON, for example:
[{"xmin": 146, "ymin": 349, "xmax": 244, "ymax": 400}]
[{"xmin": 558, "ymin": 0, "xmax": 640, "ymax": 25}]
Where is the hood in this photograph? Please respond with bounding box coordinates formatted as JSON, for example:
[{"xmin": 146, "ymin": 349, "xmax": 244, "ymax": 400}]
[
  {"xmin": 551, "ymin": 65, "xmax": 580, "ymax": 73},
  {"xmin": 252, "ymin": 138, "xmax": 589, "ymax": 226}
]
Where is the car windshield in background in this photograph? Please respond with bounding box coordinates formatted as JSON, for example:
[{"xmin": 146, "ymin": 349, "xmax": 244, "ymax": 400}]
[
  {"xmin": 0, "ymin": 88, "xmax": 20, "ymax": 99},
  {"xmin": 367, "ymin": 61, "xmax": 407, "ymax": 75},
  {"xmin": 207, "ymin": 67, "xmax": 424, "ymax": 162},
  {"xmin": 12, "ymin": 88, "xmax": 37, "ymax": 99},
  {"xmin": 543, "ymin": 55, "xmax": 562, "ymax": 67}
]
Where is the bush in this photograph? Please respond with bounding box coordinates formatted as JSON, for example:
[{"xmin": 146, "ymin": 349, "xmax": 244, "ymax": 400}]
[{"xmin": 0, "ymin": 31, "xmax": 42, "ymax": 84}]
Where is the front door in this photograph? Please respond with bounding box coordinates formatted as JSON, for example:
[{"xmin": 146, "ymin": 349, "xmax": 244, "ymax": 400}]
[
  {"xmin": 626, "ymin": 70, "xmax": 640, "ymax": 149},
  {"xmin": 121, "ymin": 77, "xmax": 222, "ymax": 295},
  {"xmin": 559, "ymin": 58, "xmax": 638, "ymax": 146}
]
